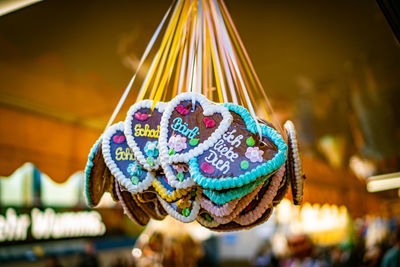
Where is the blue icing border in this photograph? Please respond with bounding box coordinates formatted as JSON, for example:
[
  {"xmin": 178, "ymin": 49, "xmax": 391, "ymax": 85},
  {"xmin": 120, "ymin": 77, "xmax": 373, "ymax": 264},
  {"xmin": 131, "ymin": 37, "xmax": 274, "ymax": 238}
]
[
  {"xmin": 190, "ymin": 103, "xmax": 287, "ymax": 190},
  {"xmin": 84, "ymin": 136, "xmax": 103, "ymax": 207},
  {"xmin": 203, "ymin": 175, "xmax": 270, "ymax": 205}
]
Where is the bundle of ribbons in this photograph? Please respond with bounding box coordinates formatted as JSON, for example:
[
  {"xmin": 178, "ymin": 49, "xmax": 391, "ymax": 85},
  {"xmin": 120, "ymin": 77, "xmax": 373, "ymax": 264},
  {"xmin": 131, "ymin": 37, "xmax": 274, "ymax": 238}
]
[{"xmin": 85, "ymin": 0, "xmax": 305, "ymax": 231}]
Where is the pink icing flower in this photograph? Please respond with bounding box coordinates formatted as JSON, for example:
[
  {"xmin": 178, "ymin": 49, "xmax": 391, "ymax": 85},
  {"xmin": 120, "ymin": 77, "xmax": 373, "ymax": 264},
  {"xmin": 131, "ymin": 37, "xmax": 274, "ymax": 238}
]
[
  {"xmin": 245, "ymin": 147, "xmax": 264, "ymax": 163},
  {"xmin": 172, "ymin": 164, "xmax": 189, "ymax": 173},
  {"xmin": 168, "ymin": 135, "xmax": 187, "ymax": 152}
]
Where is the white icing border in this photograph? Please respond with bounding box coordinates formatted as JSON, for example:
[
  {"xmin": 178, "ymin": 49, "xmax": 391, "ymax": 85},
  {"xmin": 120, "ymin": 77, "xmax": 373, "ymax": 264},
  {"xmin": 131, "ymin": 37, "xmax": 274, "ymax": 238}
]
[
  {"xmin": 163, "ymin": 162, "xmax": 195, "ymax": 189},
  {"xmin": 102, "ymin": 122, "xmax": 155, "ymax": 194},
  {"xmin": 125, "ymin": 100, "xmax": 166, "ymax": 171},
  {"xmin": 159, "ymin": 92, "xmax": 233, "ymax": 164},
  {"xmin": 157, "ymin": 191, "xmax": 201, "ymax": 223}
]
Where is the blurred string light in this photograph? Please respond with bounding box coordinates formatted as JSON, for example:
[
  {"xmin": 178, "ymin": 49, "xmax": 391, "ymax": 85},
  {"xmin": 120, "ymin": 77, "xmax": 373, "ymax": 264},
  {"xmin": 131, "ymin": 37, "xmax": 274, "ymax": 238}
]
[
  {"xmin": 132, "ymin": 248, "xmax": 142, "ymax": 258},
  {"xmin": 0, "ymin": 0, "xmax": 42, "ymax": 17},
  {"xmin": 349, "ymin": 155, "xmax": 376, "ymax": 180},
  {"xmin": 276, "ymin": 199, "xmax": 350, "ymax": 246},
  {"xmin": 366, "ymin": 172, "xmax": 400, "ymax": 192}
]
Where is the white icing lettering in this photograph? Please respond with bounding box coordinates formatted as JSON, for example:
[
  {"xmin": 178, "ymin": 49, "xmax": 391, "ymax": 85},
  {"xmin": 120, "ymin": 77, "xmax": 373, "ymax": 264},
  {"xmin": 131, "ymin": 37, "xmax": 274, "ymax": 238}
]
[
  {"xmin": 202, "ymin": 128, "xmax": 244, "ymax": 175},
  {"xmin": 205, "ymin": 150, "xmax": 230, "ymax": 174},
  {"xmin": 223, "ymin": 129, "xmax": 243, "ymax": 148}
]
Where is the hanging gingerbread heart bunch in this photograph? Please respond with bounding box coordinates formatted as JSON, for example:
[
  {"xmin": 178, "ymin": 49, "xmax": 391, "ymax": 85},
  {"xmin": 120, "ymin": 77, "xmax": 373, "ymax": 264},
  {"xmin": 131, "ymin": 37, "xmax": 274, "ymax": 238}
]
[{"xmin": 85, "ymin": 93, "xmax": 305, "ymax": 231}]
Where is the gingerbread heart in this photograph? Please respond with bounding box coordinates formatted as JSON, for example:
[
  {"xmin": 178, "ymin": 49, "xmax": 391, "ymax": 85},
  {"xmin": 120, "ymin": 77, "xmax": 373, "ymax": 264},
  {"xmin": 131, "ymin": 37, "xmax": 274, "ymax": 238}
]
[
  {"xmin": 205, "ymin": 178, "xmax": 267, "ymax": 224},
  {"xmin": 159, "ymin": 92, "xmax": 233, "ymax": 165},
  {"xmin": 133, "ymin": 189, "xmax": 168, "ymax": 221},
  {"xmin": 85, "ymin": 136, "xmax": 109, "ymax": 207},
  {"xmin": 125, "ymin": 100, "xmax": 166, "ymax": 171},
  {"xmin": 114, "ymin": 180, "xmax": 149, "ymax": 226},
  {"xmin": 102, "ymin": 122, "xmax": 154, "ymax": 194},
  {"xmin": 284, "ymin": 120, "xmax": 305, "ymax": 205},
  {"xmin": 163, "ymin": 162, "xmax": 195, "ymax": 189},
  {"xmin": 202, "ymin": 173, "xmax": 273, "ymax": 205},
  {"xmin": 152, "ymin": 171, "xmax": 190, "ymax": 202},
  {"xmin": 198, "ymin": 207, "xmax": 273, "ymax": 232},
  {"xmin": 233, "ymin": 164, "xmax": 285, "ymax": 225},
  {"xmin": 199, "ymin": 194, "xmax": 240, "ymax": 218},
  {"xmin": 190, "ymin": 103, "xmax": 287, "ymax": 190},
  {"xmin": 196, "ymin": 209, "xmax": 221, "ymax": 228},
  {"xmin": 157, "ymin": 187, "xmax": 201, "ymax": 223},
  {"xmin": 273, "ymin": 168, "xmax": 290, "ymax": 206}
]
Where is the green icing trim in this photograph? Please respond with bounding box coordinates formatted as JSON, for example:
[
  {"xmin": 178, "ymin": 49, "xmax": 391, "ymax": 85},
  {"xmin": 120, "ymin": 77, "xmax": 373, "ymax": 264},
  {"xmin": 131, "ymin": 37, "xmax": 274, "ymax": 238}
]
[
  {"xmin": 240, "ymin": 160, "xmax": 249, "ymax": 170},
  {"xmin": 147, "ymin": 156, "xmax": 155, "ymax": 166},
  {"xmin": 190, "ymin": 103, "xmax": 287, "ymax": 190},
  {"xmin": 84, "ymin": 136, "xmax": 103, "ymax": 207},
  {"xmin": 131, "ymin": 176, "xmax": 139, "ymax": 185},
  {"xmin": 202, "ymin": 175, "xmax": 271, "ymax": 205},
  {"xmin": 189, "ymin": 138, "xmax": 199, "ymax": 146},
  {"xmin": 182, "ymin": 208, "xmax": 191, "ymax": 217},
  {"xmin": 177, "ymin": 172, "xmax": 184, "ymax": 182},
  {"xmin": 246, "ymin": 136, "xmax": 255, "ymax": 146}
]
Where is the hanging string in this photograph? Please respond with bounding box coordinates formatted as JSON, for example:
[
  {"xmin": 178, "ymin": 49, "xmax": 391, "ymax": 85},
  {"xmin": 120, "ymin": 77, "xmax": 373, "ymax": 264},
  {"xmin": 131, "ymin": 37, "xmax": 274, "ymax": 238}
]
[
  {"xmin": 151, "ymin": 1, "xmax": 196, "ymax": 111},
  {"xmin": 177, "ymin": 36, "xmax": 189, "ymax": 94},
  {"xmin": 218, "ymin": 0, "xmax": 283, "ymax": 135},
  {"xmin": 106, "ymin": 0, "xmax": 281, "ymax": 139},
  {"xmin": 136, "ymin": 0, "xmax": 183, "ymax": 104},
  {"xmin": 209, "ymin": 1, "xmax": 238, "ymax": 104},
  {"xmin": 149, "ymin": 1, "xmax": 189, "ymax": 104},
  {"xmin": 209, "ymin": 0, "xmax": 262, "ymax": 137},
  {"xmin": 105, "ymin": 2, "xmax": 174, "ymax": 129},
  {"xmin": 204, "ymin": 0, "xmax": 228, "ymax": 103}
]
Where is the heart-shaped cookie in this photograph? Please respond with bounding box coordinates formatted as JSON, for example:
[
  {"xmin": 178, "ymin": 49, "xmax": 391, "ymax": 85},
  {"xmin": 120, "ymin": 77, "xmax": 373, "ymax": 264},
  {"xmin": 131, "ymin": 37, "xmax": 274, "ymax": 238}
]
[
  {"xmin": 102, "ymin": 122, "xmax": 154, "ymax": 194},
  {"xmin": 202, "ymin": 173, "xmax": 274, "ymax": 205},
  {"xmin": 163, "ymin": 162, "xmax": 195, "ymax": 189},
  {"xmin": 102, "ymin": 167, "xmax": 119, "ymax": 202},
  {"xmin": 85, "ymin": 136, "xmax": 111, "ymax": 207},
  {"xmin": 159, "ymin": 92, "xmax": 233, "ymax": 164},
  {"xmin": 284, "ymin": 120, "xmax": 305, "ymax": 205},
  {"xmin": 125, "ymin": 100, "xmax": 166, "ymax": 171},
  {"xmin": 206, "ymin": 178, "xmax": 268, "ymax": 224},
  {"xmin": 133, "ymin": 190, "xmax": 167, "ymax": 221},
  {"xmin": 199, "ymin": 195, "xmax": 241, "ymax": 218},
  {"xmin": 233, "ymin": 164, "xmax": 285, "ymax": 225},
  {"xmin": 152, "ymin": 171, "xmax": 190, "ymax": 202},
  {"xmin": 157, "ymin": 188, "xmax": 201, "ymax": 223},
  {"xmin": 114, "ymin": 180, "xmax": 149, "ymax": 226},
  {"xmin": 196, "ymin": 209, "xmax": 221, "ymax": 228},
  {"xmin": 190, "ymin": 103, "xmax": 287, "ymax": 190},
  {"xmin": 198, "ymin": 207, "xmax": 274, "ymax": 232},
  {"xmin": 273, "ymin": 167, "xmax": 290, "ymax": 206}
]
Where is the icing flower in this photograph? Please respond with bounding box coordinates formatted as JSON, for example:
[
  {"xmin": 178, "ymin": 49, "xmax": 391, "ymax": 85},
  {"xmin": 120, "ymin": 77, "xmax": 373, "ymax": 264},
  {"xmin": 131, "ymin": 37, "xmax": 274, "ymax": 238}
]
[
  {"xmin": 144, "ymin": 141, "xmax": 159, "ymax": 157},
  {"xmin": 127, "ymin": 161, "xmax": 143, "ymax": 177},
  {"xmin": 245, "ymin": 147, "xmax": 264, "ymax": 163},
  {"xmin": 173, "ymin": 164, "xmax": 189, "ymax": 173},
  {"xmin": 168, "ymin": 135, "xmax": 187, "ymax": 152}
]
